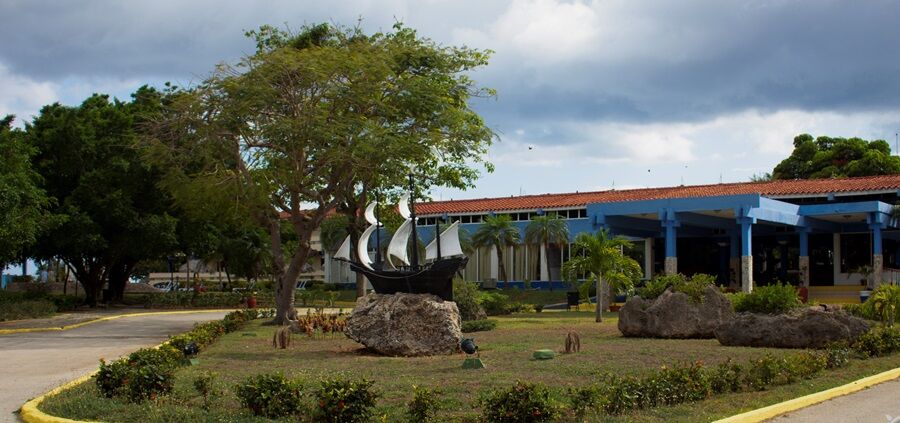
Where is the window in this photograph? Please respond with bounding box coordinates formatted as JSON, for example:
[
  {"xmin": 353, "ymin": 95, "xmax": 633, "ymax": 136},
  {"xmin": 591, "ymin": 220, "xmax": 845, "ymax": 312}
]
[
  {"xmin": 471, "ymin": 215, "xmax": 482, "ymax": 223},
  {"xmin": 461, "ymin": 215, "xmax": 471, "ymax": 224},
  {"xmin": 840, "ymin": 233, "xmax": 871, "ymax": 274}
]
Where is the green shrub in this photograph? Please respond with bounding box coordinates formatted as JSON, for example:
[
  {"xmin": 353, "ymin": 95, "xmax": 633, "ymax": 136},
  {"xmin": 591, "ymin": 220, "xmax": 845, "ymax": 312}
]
[
  {"xmin": 193, "ymin": 372, "xmax": 218, "ymax": 410},
  {"xmin": 639, "ymin": 273, "xmax": 715, "ymax": 303},
  {"xmin": 708, "ymin": 359, "xmax": 743, "ymax": 394},
  {"xmin": 852, "ymin": 326, "xmax": 900, "ymax": 357},
  {"xmin": 566, "ymin": 385, "xmax": 602, "ymax": 417},
  {"xmin": 479, "ymin": 291, "xmax": 512, "ymax": 316},
  {"xmin": 96, "ymin": 358, "xmax": 130, "ymax": 398},
  {"xmin": 94, "ymin": 346, "xmax": 181, "ymax": 402},
  {"xmin": 732, "ymin": 282, "xmax": 802, "ymax": 314},
  {"xmin": 452, "ymin": 280, "xmax": 484, "ymax": 321},
  {"xmin": 462, "ymin": 319, "xmax": 498, "ymax": 333},
  {"xmin": 0, "ymin": 299, "xmax": 57, "ymax": 321},
  {"xmin": 743, "ymin": 353, "xmax": 789, "ymax": 390},
  {"xmin": 600, "ymin": 375, "xmax": 640, "ymax": 415},
  {"xmin": 406, "ymin": 385, "xmax": 441, "ymax": 422},
  {"xmin": 860, "ymin": 285, "xmax": 900, "ymax": 325},
  {"xmin": 480, "ymin": 381, "xmax": 559, "ymax": 423},
  {"xmin": 235, "ymin": 373, "xmax": 304, "ymax": 418},
  {"xmin": 824, "ymin": 344, "xmax": 851, "ymax": 369},
  {"xmin": 313, "ymin": 377, "xmax": 379, "ymax": 423}
]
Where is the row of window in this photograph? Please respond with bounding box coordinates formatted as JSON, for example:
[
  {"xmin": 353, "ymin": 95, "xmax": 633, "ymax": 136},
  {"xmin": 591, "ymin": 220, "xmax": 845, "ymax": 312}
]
[{"xmin": 417, "ymin": 209, "xmax": 588, "ymax": 226}]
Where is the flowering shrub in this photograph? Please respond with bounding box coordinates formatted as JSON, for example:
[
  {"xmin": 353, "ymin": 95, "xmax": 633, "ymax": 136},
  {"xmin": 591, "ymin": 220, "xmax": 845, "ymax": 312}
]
[
  {"xmin": 313, "ymin": 377, "xmax": 380, "ymax": 423},
  {"xmin": 480, "ymin": 381, "xmax": 559, "ymax": 423},
  {"xmin": 235, "ymin": 373, "xmax": 304, "ymax": 418}
]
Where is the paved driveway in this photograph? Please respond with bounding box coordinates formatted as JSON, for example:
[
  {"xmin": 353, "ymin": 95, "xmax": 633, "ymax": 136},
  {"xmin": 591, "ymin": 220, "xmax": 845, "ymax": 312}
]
[
  {"xmin": 769, "ymin": 379, "xmax": 900, "ymax": 423},
  {"xmin": 0, "ymin": 312, "xmax": 228, "ymax": 422}
]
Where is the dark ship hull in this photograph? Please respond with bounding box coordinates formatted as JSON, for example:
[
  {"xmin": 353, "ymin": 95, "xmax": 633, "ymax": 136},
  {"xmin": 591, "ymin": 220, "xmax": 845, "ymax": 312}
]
[{"xmin": 348, "ymin": 256, "xmax": 468, "ymax": 301}]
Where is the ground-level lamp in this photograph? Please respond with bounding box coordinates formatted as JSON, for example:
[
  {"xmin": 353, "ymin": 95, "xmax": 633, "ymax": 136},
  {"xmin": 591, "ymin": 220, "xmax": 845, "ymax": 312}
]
[{"xmin": 460, "ymin": 338, "xmax": 485, "ymax": 369}]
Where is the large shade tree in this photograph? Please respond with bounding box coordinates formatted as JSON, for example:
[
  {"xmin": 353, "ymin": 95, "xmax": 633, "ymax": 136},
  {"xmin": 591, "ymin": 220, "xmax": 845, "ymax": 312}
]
[
  {"xmin": 772, "ymin": 134, "xmax": 900, "ymax": 180},
  {"xmin": 562, "ymin": 229, "xmax": 641, "ymax": 322},
  {"xmin": 525, "ymin": 214, "xmax": 568, "ymax": 284},
  {"xmin": 26, "ymin": 89, "xmax": 178, "ymax": 305},
  {"xmin": 472, "ymin": 214, "xmax": 520, "ymax": 283},
  {"xmin": 148, "ymin": 23, "xmax": 494, "ymax": 324},
  {"xmin": 0, "ymin": 115, "xmax": 47, "ymax": 270}
]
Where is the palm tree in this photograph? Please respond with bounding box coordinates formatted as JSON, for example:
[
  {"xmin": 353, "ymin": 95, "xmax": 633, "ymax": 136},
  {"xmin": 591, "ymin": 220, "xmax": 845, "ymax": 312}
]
[
  {"xmin": 472, "ymin": 214, "xmax": 521, "ymax": 283},
  {"xmin": 870, "ymin": 285, "xmax": 900, "ymax": 327},
  {"xmin": 562, "ymin": 229, "xmax": 642, "ymax": 322},
  {"xmin": 525, "ymin": 215, "xmax": 569, "ymax": 285}
]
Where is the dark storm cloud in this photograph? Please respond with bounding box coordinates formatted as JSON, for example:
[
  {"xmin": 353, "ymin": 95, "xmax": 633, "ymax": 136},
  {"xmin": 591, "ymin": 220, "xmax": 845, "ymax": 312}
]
[{"xmin": 2, "ymin": 0, "xmax": 899, "ymax": 134}]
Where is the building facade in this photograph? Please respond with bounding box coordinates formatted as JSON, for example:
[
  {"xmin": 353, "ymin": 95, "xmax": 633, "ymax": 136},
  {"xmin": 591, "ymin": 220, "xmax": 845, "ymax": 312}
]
[{"xmin": 399, "ymin": 175, "xmax": 900, "ymax": 293}]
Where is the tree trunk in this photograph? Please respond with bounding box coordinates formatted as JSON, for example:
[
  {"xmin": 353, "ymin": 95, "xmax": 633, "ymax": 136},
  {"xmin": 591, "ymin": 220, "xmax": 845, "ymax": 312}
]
[
  {"xmin": 497, "ymin": 244, "xmax": 507, "ymax": 283},
  {"xmin": 107, "ymin": 259, "xmax": 135, "ymax": 302},
  {"xmin": 595, "ymin": 275, "xmax": 605, "ymax": 323}
]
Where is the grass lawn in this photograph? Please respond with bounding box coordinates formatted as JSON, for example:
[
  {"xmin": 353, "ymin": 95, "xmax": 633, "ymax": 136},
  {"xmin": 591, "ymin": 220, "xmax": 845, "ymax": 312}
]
[{"xmin": 41, "ymin": 312, "xmax": 900, "ymax": 422}]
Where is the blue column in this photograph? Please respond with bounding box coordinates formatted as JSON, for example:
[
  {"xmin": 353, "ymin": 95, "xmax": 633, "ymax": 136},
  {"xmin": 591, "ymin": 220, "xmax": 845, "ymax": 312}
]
[
  {"xmin": 737, "ymin": 214, "xmax": 755, "ymax": 293},
  {"xmin": 873, "ymin": 224, "xmax": 883, "ymax": 254},
  {"xmin": 799, "ymin": 230, "xmax": 809, "ymax": 257},
  {"xmin": 660, "ymin": 208, "xmax": 679, "ymax": 274}
]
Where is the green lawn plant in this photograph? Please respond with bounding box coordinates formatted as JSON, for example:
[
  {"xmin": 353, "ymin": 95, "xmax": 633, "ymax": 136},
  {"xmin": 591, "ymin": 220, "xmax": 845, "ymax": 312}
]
[
  {"xmin": 313, "ymin": 377, "xmax": 379, "ymax": 423},
  {"xmin": 479, "ymin": 380, "xmax": 559, "ymax": 423},
  {"xmin": 235, "ymin": 373, "xmax": 304, "ymax": 418},
  {"xmin": 639, "ymin": 273, "xmax": 717, "ymax": 303},
  {"xmin": 405, "ymin": 385, "xmax": 441, "ymax": 423},
  {"xmin": 562, "ymin": 228, "xmax": 642, "ymax": 322},
  {"xmin": 730, "ymin": 282, "xmax": 802, "ymax": 314}
]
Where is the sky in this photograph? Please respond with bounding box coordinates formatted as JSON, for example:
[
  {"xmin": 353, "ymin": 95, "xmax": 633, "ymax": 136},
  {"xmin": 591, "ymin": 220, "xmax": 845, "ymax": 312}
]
[{"xmin": 2, "ymin": 0, "xmax": 900, "ymax": 203}]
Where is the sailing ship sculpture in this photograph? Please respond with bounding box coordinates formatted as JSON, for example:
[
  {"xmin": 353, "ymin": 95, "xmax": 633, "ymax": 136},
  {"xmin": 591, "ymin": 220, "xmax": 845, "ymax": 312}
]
[{"xmin": 333, "ymin": 176, "xmax": 468, "ymax": 301}]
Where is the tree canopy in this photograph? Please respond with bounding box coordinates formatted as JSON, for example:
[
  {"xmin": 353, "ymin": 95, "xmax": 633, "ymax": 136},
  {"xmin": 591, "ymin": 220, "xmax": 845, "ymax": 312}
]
[
  {"xmin": 149, "ymin": 23, "xmax": 496, "ymax": 323},
  {"xmin": 562, "ymin": 229, "xmax": 641, "ymax": 322},
  {"xmin": 0, "ymin": 115, "xmax": 47, "ymax": 269},
  {"xmin": 26, "ymin": 88, "xmax": 178, "ymax": 304},
  {"xmin": 771, "ymin": 134, "xmax": 900, "ymax": 180}
]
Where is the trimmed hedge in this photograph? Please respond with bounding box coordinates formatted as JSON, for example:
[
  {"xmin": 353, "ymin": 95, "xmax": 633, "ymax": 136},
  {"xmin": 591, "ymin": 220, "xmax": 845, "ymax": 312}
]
[{"xmin": 94, "ymin": 308, "xmax": 273, "ymax": 403}]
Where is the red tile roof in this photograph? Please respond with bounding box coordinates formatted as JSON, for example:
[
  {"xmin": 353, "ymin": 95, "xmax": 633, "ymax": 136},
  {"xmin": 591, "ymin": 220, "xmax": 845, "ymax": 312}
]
[{"xmin": 416, "ymin": 174, "xmax": 900, "ymax": 215}]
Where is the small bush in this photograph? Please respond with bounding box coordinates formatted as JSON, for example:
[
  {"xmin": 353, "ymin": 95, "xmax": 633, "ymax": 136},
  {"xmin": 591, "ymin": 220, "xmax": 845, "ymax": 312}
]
[
  {"xmin": 0, "ymin": 299, "xmax": 57, "ymax": 321},
  {"xmin": 639, "ymin": 273, "xmax": 715, "ymax": 303},
  {"xmin": 566, "ymin": 385, "xmax": 602, "ymax": 417},
  {"xmin": 732, "ymin": 282, "xmax": 802, "ymax": 314},
  {"xmin": 708, "ymin": 359, "xmax": 743, "ymax": 394},
  {"xmin": 406, "ymin": 385, "xmax": 441, "ymax": 422},
  {"xmin": 235, "ymin": 373, "xmax": 304, "ymax": 418},
  {"xmin": 852, "ymin": 326, "xmax": 900, "ymax": 358},
  {"xmin": 479, "ymin": 291, "xmax": 512, "ymax": 316},
  {"xmin": 824, "ymin": 344, "xmax": 851, "ymax": 369},
  {"xmin": 313, "ymin": 377, "xmax": 379, "ymax": 423},
  {"xmin": 480, "ymin": 381, "xmax": 559, "ymax": 423},
  {"xmin": 96, "ymin": 358, "xmax": 130, "ymax": 398},
  {"xmin": 194, "ymin": 372, "xmax": 218, "ymax": 410},
  {"xmin": 462, "ymin": 319, "xmax": 498, "ymax": 333},
  {"xmin": 453, "ymin": 280, "xmax": 487, "ymax": 321},
  {"xmin": 94, "ymin": 347, "xmax": 181, "ymax": 403}
]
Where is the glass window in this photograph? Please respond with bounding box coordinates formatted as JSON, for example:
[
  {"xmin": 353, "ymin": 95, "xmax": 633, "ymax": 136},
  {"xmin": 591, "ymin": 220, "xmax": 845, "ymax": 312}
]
[
  {"xmin": 840, "ymin": 233, "xmax": 871, "ymax": 274},
  {"xmin": 472, "ymin": 215, "xmax": 482, "ymax": 223}
]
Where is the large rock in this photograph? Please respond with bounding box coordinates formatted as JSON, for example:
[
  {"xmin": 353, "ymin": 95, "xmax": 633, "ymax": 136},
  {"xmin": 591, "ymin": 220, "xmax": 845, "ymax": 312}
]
[
  {"xmin": 715, "ymin": 307, "xmax": 870, "ymax": 348},
  {"xmin": 618, "ymin": 286, "xmax": 733, "ymax": 338},
  {"xmin": 345, "ymin": 293, "xmax": 462, "ymax": 356}
]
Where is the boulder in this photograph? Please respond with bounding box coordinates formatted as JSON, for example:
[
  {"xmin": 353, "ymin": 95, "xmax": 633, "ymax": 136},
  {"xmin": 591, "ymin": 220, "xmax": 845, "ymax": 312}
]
[
  {"xmin": 618, "ymin": 286, "xmax": 733, "ymax": 338},
  {"xmin": 715, "ymin": 307, "xmax": 870, "ymax": 348},
  {"xmin": 345, "ymin": 293, "xmax": 462, "ymax": 356}
]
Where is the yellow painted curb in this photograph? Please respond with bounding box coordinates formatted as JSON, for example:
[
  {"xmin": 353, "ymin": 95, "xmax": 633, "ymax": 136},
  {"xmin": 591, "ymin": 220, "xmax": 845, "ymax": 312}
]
[
  {"xmin": 0, "ymin": 309, "xmax": 238, "ymax": 335},
  {"xmin": 20, "ymin": 372, "xmax": 99, "ymax": 423},
  {"xmin": 714, "ymin": 366, "xmax": 900, "ymax": 423}
]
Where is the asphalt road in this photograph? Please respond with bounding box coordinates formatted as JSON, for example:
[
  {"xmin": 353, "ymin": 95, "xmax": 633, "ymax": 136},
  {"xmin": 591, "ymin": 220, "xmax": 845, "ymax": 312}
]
[
  {"xmin": 0, "ymin": 311, "xmax": 228, "ymax": 423},
  {"xmin": 769, "ymin": 379, "xmax": 900, "ymax": 423}
]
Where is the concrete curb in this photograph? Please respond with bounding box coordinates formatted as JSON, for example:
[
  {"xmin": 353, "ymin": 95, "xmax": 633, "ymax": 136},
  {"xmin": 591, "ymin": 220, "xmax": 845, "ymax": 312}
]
[
  {"xmin": 714, "ymin": 366, "xmax": 900, "ymax": 423},
  {"xmin": 0, "ymin": 309, "xmax": 238, "ymax": 335}
]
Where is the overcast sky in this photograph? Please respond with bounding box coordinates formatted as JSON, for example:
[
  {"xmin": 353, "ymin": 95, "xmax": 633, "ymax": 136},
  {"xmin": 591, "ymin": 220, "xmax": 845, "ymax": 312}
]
[{"xmin": 3, "ymin": 0, "xmax": 900, "ymax": 202}]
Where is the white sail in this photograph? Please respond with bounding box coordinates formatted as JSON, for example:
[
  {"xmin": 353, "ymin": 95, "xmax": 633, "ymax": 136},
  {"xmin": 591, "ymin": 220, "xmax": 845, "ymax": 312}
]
[
  {"xmin": 387, "ymin": 219, "xmax": 412, "ymax": 267},
  {"xmin": 425, "ymin": 221, "xmax": 464, "ymax": 260},
  {"xmin": 364, "ymin": 202, "xmax": 379, "ymax": 225},
  {"xmin": 356, "ymin": 224, "xmax": 377, "ymax": 270},
  {"xmin": 398, "ymin": 194, "xmax": 411, "ymax": 219},
  {"xmin": 334, "ymin": 235, "xmax": 352, "ymax": 261}
]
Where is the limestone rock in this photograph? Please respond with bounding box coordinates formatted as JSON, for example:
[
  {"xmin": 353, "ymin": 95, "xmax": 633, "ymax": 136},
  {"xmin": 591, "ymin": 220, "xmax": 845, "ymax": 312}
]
[
  {"xmin": 345, "ymin": 293, "xmax": 462, "ymax": 356},
  {"xmin": 715, "ymin": 307, "xmax": 870, "ymax": 348},
  {"xmin": 618, "ymin": 286, "xmax": 733, "ymax": 338}
]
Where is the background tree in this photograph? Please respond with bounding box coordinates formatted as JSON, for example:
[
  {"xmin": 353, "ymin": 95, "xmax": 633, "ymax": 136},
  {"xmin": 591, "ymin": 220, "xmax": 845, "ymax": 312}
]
[
  {"xmin": 562, "ymin": 229, "xmax": 641, "ymax": 322},
  {"xmin": 26, "ymin": 89, "xmax": 178, "ymax": 305},
  {"xmin": 772, "ymin": 134, "xmax": 900, "ymax": 180},
  {"xmin": 0, "ymin": 115, "xmax": 47, "ymax": 272},
  {"xmin": 525, "ymin": 214, "xmax": 568, "ymax": 286},
  {"xmin": 148, "ymin": 23, "xmax": 494, "ymax": 324},
  {"xmin": 472, "ymin": 215, "xmax": 520, "ymax": 283}
]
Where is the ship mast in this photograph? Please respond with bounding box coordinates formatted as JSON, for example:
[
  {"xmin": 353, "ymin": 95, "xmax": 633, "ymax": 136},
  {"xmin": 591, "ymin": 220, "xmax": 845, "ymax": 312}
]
[
  {"xmin": 374, "ymin": 192, "xmax": 382, "ymax": 269},
  {"xmin": 408, "ymin": 173, "xmax": 420, "ymax": 269}
]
